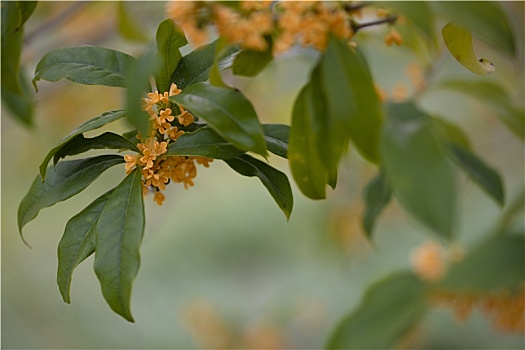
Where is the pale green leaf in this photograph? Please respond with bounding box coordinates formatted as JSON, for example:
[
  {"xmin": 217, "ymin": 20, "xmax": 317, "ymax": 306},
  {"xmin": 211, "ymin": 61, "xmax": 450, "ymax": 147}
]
[{"xmin": 362, "ymin": 170, "xmax": 392, "ymax": 238}]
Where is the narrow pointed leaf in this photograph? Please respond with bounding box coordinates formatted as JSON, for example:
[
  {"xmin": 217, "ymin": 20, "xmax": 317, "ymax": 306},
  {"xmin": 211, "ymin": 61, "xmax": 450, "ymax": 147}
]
[
  {"xmin": 232, "ymin": 48, "xmax": 273, "ymax": 77},
  {"xmin": 94, "ymin": 169, "xmax": 145, "ymax": 322},
  {"xmin": 53, "ymin": 132, "xmax": 140, "ymax": 165},
  {"xmin": 170, "ymin": 82, "xmax": 267, "ymax": 156},
  {"xmin": 447, "ymin": 144, "xmax": 504, "ymax": 205},
  {"xmin": 262, "ymin": 124, "xmax": 290, "ymax": 158},
  {"xmin": 326, "ymin": 273, "xmax": 427, "ymax": 349},
  {"xmin": 39, "ymin": 110, "xmax": 126, "ymax": 179},
  {"xmin": 33, "ymin": 46, "xmax": 137, "ymax": 89},
  {"xmin": 209, "ymin": 37, "xmax": 231, "ymax": 88},
  {"xmin": 224, "ymin": 155, "xmax": 293, "ymax": 219},
  {"xmin": 18, "ymin": 155, "xmax": 125, "ymax": 235},
  {"xmin": 15, "ymin": 1, "xmax": 37, "ymax": 31},
  {"xmin": 362, "ymin": 170, "xmax": 392, "ymax": 238},
  {"xmin": 155, "ymin": 19, "xmax": 187, "ymax": 93},
  {"xmin": 57, "ymin": 190, "xmax": 114, "ymax": 303},
  {"xmin": 381, "ymin": 102, "xmax": 457, "ymax": 238}
]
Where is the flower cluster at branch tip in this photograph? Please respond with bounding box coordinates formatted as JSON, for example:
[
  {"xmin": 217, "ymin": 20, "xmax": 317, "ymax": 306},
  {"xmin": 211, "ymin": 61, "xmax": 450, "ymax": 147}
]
[
  {"xmin": 125, "ymin": 83, "xmax": 212, "ymax": 206},
  {"xmin": 410, "ymin": 240, "xmax": 447, "ymax": 282}
]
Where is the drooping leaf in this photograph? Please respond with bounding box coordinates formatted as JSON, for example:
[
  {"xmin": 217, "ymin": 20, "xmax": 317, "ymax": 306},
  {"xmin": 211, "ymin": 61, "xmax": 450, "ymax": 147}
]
[
  {"xmin": 57, "ymin": 190, "xmax": 114, "ymax": 303},
  {"xmin": 232, "ymin": 48, "xmax": 273, "ymax": 77},
  {"xmin": 33, "ymin": 46, "xmax": 137, "ymax": 90},
  {"xmin": 381, "ymin": 102, "xmax": 457, "ymax": 238},
  {"xmin": 262, "ymin": 124, "xmax": 290, "ymax": 159},
  {"xmin": 431, "ymin": 116, "xmax": 472, "ymax": 151},
  {"xmin": 224, "ymin": 155, "xmax": 293, "ymax": 219},
  {"xmin": 439, "ymin": 235, "xmax": 524, "ymax": 293},
  {"xmin": 39, "ymin": 110, "xmax": 126, "ymax": 179},
  {"xmin": 18, "ymin": 155, "xmax": 125, "ymax": 236},
  {"xmin": 362, "ymin": 170, "xmax": 392, "ymax": 238},
  {"xmin": 116, "ymin": 2, "xmax": 149, "ymax": 43},
  {"xmin": 1, "ymin": 1, "xmax": 24, "ymax": 94},
  {"xmin": 154, "ymin": 19, "xmax": 187, "ymax": 93},
  {"xmin": 446, "ymin": 144, "xmax": 504, "ymax": 205},
  {"xmin": 432, "ymin": 2, "xmax": 515, "ymax": 56},
  {"xmin": 53, "ymin": 132, "xmax": 140, "ymax": 165},
  {"xmin": 326, "ymin": 273, "xmax": 427, "ymax": 349},
  {"xmin": 166, "ymin": 126, "xmax": 244, "ymax": 159},
  {"xmin": 170, "ymin": 82, "xmax": 267, "ymax": 156},
  {"xmin": 94, "ymin": 169, "xmax": 145, "ymax": 322},
  {"xmin": 442, "ymin": 22, "xmax": 495, "ymax": 76}
]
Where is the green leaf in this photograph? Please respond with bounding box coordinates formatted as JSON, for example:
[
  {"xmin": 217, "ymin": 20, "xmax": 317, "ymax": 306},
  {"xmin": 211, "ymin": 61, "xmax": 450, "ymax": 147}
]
[
  {"xmin": 1, "ymin": 1, "xmax": 24, "ymax": 94},
  {"xmin": 432, "ymin": 2, "xmax": 515, "ymax": 56},
  {"xmin": 381, "ymin": 102, "xmax": 457, "ymax": 238},
  {"xmin": 116, "ymin": 2, "xmax": 149, "ymax": 43},
  {"xmin": 209, "ymin": 37, "xmax": 232, "ymax": 88},
  {"xmin": 57, "ymin": 190, "xmax": 114, "ymax": 303},
  {"xmin": 39, "ymin": 110, "xmax": 126, "ymax": 180},
  {"xmin": 431, "ymin": 116, "xmax": 472, "ymax": 151},
  {"xmin": 439, "ymin": 235, "xmax": 524, "ymax": 293},
  {"xmin": 1, "ymin": 68, "xmax": 34, "ymax": 126},
  {"xmin": 288, "ymin": 82, "xmax": 329, "ymax": 200},
  {"xmin": 170, "ymin": 40, "xmax": 238, "ymax": 89},
  {"xmin": 362, "ymin": 170, "xmax": 392, "ymax": 238},
  {"xmin": 166, "ymin": 126, "xmax": 244, "ymax": 159},
  {"xmin": 125, "ymin": 51, "xmax": 159, "ymax": 138},
  {"xmin": 155, "ymin": 19, "xmax": 187, "ymax": 93},
  {"xmin": 442, "ymin": 22, "xmax": 495, "ymax": 76},
  {"xmin": 224, "ymin": 155, "xmax": 293, "ymax": 220},
  {"xmin": 326, "ymin": 273, "xmax": 427, "ymax": 349},
  {"xmin": 446, "ymin": 144, "xmax": 504, "ymax": 205},
  {"xmin": 262, "ymin": 124, "xmax": 290, "ymax": 159},
  {"xmin": 15, "ymin": 1, "xmax": 37, "ymax": 31},
  {"xmin": 33, "ymin": 46, "xmax": 137, "ymax": 90},
  {"xmin": 377, "ymin": 1, "xmax": 435, "ymax": 40},
  {"xmin": 18, "ymin": 155, "xmax": 125, "ymax": 237},
  {"xmin": 94, "ymin": 168, "xmax": 145, "ymax": 322},
  {"xmin": 53, "ymin": 132, "xmax": 140, "ymax": 165},
  {"xmin": 170, "ymin": 82, "xmax": 267, "ymax": 156},
  {"xmin": 232, "ymin": 48, "xmax": 273, "ymax": 77}
]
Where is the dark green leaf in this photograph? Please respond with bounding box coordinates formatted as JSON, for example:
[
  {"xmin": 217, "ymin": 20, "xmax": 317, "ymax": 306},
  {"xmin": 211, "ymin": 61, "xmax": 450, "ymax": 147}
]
[
  {"xmin": 431, "ymin": 116, "xmax": 472, "ymax": 151},
  {"xmin": 447, "ymin": 144, "xmax": 504, "ymax": 205},
  {"xmin": 232, "ymin": 48, "xmax": 273, "ymax": 77},
  {"xmin": 57, "ymin": 190, "xmax": 114, "ymax": 303},
  {"xmin": 381, "ymin": 102, "xmax": 457, "ymax": 238},
  {"xmin": 166, "ymin": 126, "xmax": 244, "ymax": 159},
  {"xmin": 18, "ymin": 155, "xmax": 125, "ymax": 236},
  {"xmin": 15, "ymin": 1, "xmax": 37, "ymax": 31},
  {"xmin": 377, "ymin": 2, "xmax": 435, "ymax": 40},
  {"xmin": 116, "ymin": 2, "xmax": 149, "ymax": 43},
  {"xmin": 155, "ymin": 19, "xmax": 187, "ymax": 93},
  {"xmin": 224, "ymin": 155, "xmax": 293, "ymax": 219},
  {"xmin": 94, "ymin": 169, "xmax": 145, "ymax": 322},
  {"xmin": 362, "ymin": 170, "xmax": 392, "ymax": 238},
  {"xmin": 170, "ymin": 82, "xmax": 267, "ymax": 156},
  {"xmin": 439, "ymin": 235, "xmax": 524, "ymax": 292},
  {"xmin": 209, "ymin": 37, "xmax": 232, "ymax": 88},
  {"xmin": 432, "ymin": 2, "xmax": 515, "ymax": 56},
  {"xmin": 262, "ymin": 124, "xmax": 290, "ymax": 158},
  {"xmin": 33, "ymin": 46, "xmax": 137, "ymax": 90},
  {"xmin": 39, "ymin": 110, "xmax": 126, "ymax": 179},
  {"xmin": 1, "ymin": 1, "xmax": 24, "ymax": 94},
  {"xmin": 53, "ymin": 132, "xmax": 140, "ymax": 165},
  {"xmin": 326, "ymin": 273, "xmax": 427, "ymax": 349}
]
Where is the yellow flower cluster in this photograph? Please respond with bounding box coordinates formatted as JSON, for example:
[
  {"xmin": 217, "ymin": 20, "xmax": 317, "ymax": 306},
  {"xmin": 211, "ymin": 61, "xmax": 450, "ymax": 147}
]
[
  {"xmin": 410, "ymin": 240, "xmax": 447, "ymax": 282},
  {"xmin": 125, "ymin": 83, "xmax": 212, "ymax": 206}
]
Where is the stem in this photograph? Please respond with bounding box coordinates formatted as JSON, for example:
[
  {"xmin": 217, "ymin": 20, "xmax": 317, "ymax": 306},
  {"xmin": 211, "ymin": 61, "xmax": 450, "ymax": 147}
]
[{"xmin": 352, "ymin": 15, "xmax": 398, "ymax": 33}]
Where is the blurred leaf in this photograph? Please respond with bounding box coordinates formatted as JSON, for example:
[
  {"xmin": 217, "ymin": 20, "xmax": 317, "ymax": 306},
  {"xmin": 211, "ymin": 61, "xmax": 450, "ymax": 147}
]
[
  {"xmin": 209, "ymin": 37, "xmax": 232, "ymax": 88},
  {"xmin": 39, "ymin": 110, "xmax": 126, "ymax": 180},
  {"xmin": 326, "ymin": 273, "xmax": 427, "ymax": 349},
  {"xmin": 166, "ymin": 126, "xmax": 244, "ymax": 159},
  {"xmin": 378, "ymin": 1, "xmax": 435, "ymax": 40},
  {"xmin": 446, "ymin": 144, "xmax": 504, "ymax": 205},
  {"xmin": 1, "ymin": 69, "xmax": 34, "ymax": 126},
  {"xmin": 170, "ymin": 40, "xmax": 238, "ymax": 89},
  {"xmin": 94, "ymin": 169, "xmax": 145, "ymax": 323},
  {"xmin": 18, "ymin": 155, "xmax": 125, "ymax": 237},
  {"xmin": 15, "ymin": 1, "xmax": 37, "ymax": 31},
  {"xmin": 442, "ymin": 22, "xmax": 495, "ymax": 76},
  {"xmin": 435, "ymin": 79, "xmax": 525, "ymax": 139},
  {"xmin": 125, "ymin": 51, "xmax": 159, "ymax": 138},
  {"xmin": 1, "ymin": 1, "xmax": 24, "ymax": 94},
  {"xmin": 57, "ymin": 190, "xmax": 114, "ymax": 303},
  {"xmin": 155, "ymin": 19, "xmax": 187, "ymax": 93},
  {"xmin": 224, "ymin": 155, "xmax": 293, "ymax": 220},
  {"xmin": 117, "ymin": 2, "xmax": 149, "ymax": 43},
  {"xmin": 232, "ymin": 48, "xmax": 273, "ymax": 77},
  {"xmin": 170, "ymin": 82, "xmax": 267, "ymax": 156},
  {"xmin": 33, "ymin": 46, "xmax": 137, "ymax": 90},
  {"xmin": 53, "ymin": 132, "xmax": 140, "ymax": 165},
  {"xmin": 381, "ymin": 102, "xmax": 457, "ymax": 238},
  {"xmin": 289, "ymin": 82, "xmax": 329, "ymax": 200},
  {"xmin": 262, "ymin": 124, "xmax": 290, "ymax": 158},
  {"xmin": 432, "ymin": 1, "xmax": 515, "ymax": 56},
  {"xmin": 431, "ymin": 116, "xmax": 472, "ymax": 151},
  {"xmin": 439, "ymin": 235, "xmax": 524, "ymax": 292},
  {"xmin": 362, "ymin": 170, "xmax": 392, "ymax": 238}
]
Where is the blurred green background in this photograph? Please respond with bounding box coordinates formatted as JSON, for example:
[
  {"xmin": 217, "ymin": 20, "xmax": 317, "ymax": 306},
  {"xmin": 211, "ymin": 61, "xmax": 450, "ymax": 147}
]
[{"xmin": 2, "ymin": 2, "xmax": 524, "ymax": 349}]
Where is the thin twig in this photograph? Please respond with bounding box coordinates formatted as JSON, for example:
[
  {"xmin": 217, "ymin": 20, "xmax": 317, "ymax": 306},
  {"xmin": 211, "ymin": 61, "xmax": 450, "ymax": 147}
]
[{"xmin": 352, "ymin": 15, "xmax": 398, "ymax": 33}]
